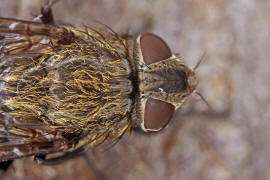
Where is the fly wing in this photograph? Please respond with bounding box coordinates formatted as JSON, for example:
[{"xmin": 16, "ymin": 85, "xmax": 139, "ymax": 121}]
[
  {"xmin": 0, "ymin": 17, "xmax": 74, "ymax": 56},
  {"xmin": 0, "ymin": 17, "xmax": 79, "ymax": 160},
  {"xmin": 0, "ymin": 120, "xmax": 70, "ymax": 161}
]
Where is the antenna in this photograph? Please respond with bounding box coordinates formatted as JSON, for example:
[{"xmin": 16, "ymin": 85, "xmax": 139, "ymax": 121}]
[
  {"xmin": 194, "ymin": 90, "xmax": 212, "ymax": 110},
  {"xmin": 193, "ymin": 52, "xmax": 206, "ymax": 71}
]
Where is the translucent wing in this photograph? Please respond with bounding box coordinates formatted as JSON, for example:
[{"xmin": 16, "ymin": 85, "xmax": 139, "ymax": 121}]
[
  {"xmin": 0, "ymin": 17, "xmax": 74, "ymax": 55},
  {"xmin": 0, "ymin": 17, "xmax": 133, "ymax": 160}
]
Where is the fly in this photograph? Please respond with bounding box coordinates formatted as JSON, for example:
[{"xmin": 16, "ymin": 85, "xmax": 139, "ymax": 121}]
[{"xmin": 0, "ymin": 0, "xmax": 207, "ymax": 174}]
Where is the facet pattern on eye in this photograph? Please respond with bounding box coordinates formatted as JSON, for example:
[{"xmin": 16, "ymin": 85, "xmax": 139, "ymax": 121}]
[
  {"xmin": 144, "ymin": 98, "xmax": 175, "ymax": 132},
  {"xmin": 140, "ymin": 33, "xmax": 172, "ymax": 65}
]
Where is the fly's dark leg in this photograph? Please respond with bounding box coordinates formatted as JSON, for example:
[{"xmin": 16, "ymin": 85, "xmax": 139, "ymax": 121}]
[
  {"xmin": 40, "ymin": 5, "xmax": 54, "ymax": 24},
  {"xmin": 0, "ymin": 160, "xmax": 13, "ymax": 173},
  {"xmin": 35, "ymin": 0, "xmax": 59, "ymax": 24},
  {"xmin": 35, "ymin": 150, "xmax": 106, "ymax": 180},
  {"xmin": 34, "ymin": 153, "xmax": 81, "ymax": 165},
  {"xmin": 83, "ymin": 153, "xmax": 106, "ymax": 180},
  {"xmin": 34, "ymin": 146, "xmax": 85, "ymax": 165}
]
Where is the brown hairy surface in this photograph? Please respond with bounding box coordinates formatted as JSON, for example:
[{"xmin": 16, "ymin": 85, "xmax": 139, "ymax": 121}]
[{"xmin": 0, "ymin": 17, "xmax": 133, "ymax": 160}]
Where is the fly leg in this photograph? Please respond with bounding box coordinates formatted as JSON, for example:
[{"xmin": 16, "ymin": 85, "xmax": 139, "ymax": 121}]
[
  {"xmin": 34, "ymin": 146, "xmax": 85, "ymax": 165},
  {"xmin": 40, "ymin": 0, "xmax": 60, "ymax": 24},
  {"xmin": 83, "ymin": 153, "xmax": 106, "ymax": 180},
  {"xmin": 33, "ymin": 0, "xmax": 60, "ymax": 24},
  {"xmin": 0, "ymin": 160, "xmax": 13, "ymax": 173},
  {"xmin": 34, "ymin": 148, "xmax": 105, "ymax": 180}
]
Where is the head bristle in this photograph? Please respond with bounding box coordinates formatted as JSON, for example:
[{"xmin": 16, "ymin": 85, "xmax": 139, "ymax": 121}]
[
  {"xmin": 193, "ymin": 52, "xmax": 206, "ymax": 71},
  {"xmin": 194, "ymin": 91, "xmax": 212, "ymax": 109}
]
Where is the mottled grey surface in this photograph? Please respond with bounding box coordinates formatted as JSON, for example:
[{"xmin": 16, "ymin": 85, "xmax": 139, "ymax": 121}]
[{"xmin": 0, "ymin": 0, "xmax": 270, "ymax": 180}]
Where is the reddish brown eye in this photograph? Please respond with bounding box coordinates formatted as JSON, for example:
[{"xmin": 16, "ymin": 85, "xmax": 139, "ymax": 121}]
[
  {"xmin": 140, "ymin": 33, "xmax": 175, "ymax": 132},
  {"xmin": 144, "ymin": 98, "xmax": 175, "ymax": 132},
  {"xmin": 140, "ymin": 33, "xmax": 172, "ymax": 65}
]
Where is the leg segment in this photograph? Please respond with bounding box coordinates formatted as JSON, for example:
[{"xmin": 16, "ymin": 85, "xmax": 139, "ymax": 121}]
[
  {"xmin": 37, "ymin": 0, "xmax": 60, "ymax": 24},
  {"xmin": 0, "ymin": 160, "xmax": 13, "ymax": 173}
]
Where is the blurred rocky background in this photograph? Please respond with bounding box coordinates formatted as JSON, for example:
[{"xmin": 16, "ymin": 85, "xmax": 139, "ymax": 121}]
[{"xmin": 0, "ymin": 0, "xmax": 270, "ymax": 179}]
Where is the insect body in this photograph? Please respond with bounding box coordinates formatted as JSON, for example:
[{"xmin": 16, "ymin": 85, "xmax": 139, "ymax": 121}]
[{"xmin": 0, "ymin": 12, "xmax": 198, "ymax": 163}]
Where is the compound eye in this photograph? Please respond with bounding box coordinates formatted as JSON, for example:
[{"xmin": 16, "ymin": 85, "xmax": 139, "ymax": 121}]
[
  {"xmin": 143, "ymin": 98, "xmax": 175, "ymax": 132},
  {"xmin": 139, "ymin": 33, "xmax": 175, "ymax": 132},
  {"xmin": 140, "ymin": 33, "xmax": 172, "ymax": 65}
]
